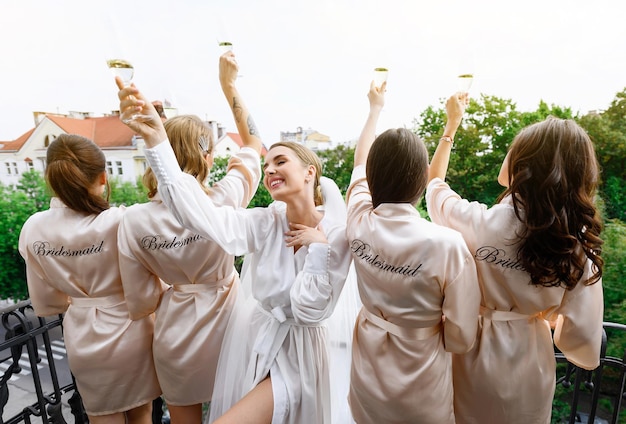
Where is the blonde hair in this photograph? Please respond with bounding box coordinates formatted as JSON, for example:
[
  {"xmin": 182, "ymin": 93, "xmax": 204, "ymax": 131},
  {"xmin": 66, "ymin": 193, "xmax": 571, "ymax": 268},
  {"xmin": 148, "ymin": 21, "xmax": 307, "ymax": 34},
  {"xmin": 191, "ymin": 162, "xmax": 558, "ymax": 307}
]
[
  {"xmin": 143, "ymin": 115, "xmax": 214, "ymax": 197},
  {"xmin": 270, "ymin": 141, "xmax": 323, "ymax": 206}
]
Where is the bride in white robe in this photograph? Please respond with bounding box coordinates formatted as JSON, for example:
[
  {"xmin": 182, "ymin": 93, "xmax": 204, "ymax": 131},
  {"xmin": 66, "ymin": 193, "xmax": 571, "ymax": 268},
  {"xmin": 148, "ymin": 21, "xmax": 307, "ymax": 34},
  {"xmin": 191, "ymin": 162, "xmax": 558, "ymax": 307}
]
[{"xmin": 115, "ymin": 72, "xmax": 355, "ymax": 423}]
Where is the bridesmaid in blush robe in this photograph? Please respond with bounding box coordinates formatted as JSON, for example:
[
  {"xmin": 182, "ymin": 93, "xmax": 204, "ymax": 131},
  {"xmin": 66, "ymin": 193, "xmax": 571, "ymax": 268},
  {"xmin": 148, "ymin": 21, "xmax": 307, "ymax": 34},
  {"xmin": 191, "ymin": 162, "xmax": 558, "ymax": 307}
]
[
  {"xmin": 345, "ymin": 81, "xmax": 481, "ymax": 424},
  {"xmin": 117, "ymin": 53, "xmax": 262, "ymax": 424},
  {"xmin": 19, "ymin": 134, "xmax": 160, "ymax": 424},
  {"xmin": 426, "ymin": 92, "xmax": 604, "ymax": 424}
]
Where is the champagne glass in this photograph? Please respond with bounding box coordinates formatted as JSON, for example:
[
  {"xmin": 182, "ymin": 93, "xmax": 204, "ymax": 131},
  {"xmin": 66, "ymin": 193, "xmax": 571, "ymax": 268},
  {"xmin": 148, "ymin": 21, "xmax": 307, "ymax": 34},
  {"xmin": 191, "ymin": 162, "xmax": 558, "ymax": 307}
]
[
  {"xmin": 106, "ymin": 58, "xmax": 153, "ymax": 123},
  {"xmin": 456, "ymin": 73, "xmax": 474, "ymax": 93},
  {"xmin": 218, "ymin": 41, "xmax": 233, "ymax": 54},
  {"xmin": 456, "ymin": 51, "xmax": 475, "ymax": 94},
  {"xmin": 104, "ymin": 14, "xmax": 152, "ymax": 123},
  {"xmin": 216, "ymin": 15, "xmax": 234, "ymax": 54},
  {"xmin": 373, "ymin": 67, "xmax": 388, "ymax": 89}
]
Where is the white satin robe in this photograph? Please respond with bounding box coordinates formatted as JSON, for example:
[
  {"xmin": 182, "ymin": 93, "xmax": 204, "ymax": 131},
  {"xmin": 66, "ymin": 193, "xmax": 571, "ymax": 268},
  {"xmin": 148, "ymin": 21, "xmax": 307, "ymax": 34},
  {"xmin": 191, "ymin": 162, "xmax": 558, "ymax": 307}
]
[
  {"xmin": 345, "ymin": 166, "xmax": 481, "ymax": 424},
  {"xmin": 426, "ymin": 177, "xmax": 604, "ymax": 424},
  {"xmin": 117, "ymin": 148, "xmax": 260, "ymax": 406},
  {"xmin": 143, "ymin": 142, "xmax": 352, "ymax": 424},
  {"xmin": 18, "ymin": 199, "xmax": 161, "ymax": 415}
]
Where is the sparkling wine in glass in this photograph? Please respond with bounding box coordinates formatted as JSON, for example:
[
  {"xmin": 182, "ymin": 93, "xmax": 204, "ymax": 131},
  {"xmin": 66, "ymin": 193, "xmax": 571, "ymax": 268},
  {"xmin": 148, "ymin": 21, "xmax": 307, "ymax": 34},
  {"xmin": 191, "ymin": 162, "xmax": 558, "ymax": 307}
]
[
  {"xmin": 457, "ymin": 73, "xmax": 474, "ymax": 93},
  {"xmin": 373, "ymin": 67, "xmax": 388, "ymax": 89},
  {"xmin": 216, "ymin": 14, "xmax": 234, "ymax": 54},
  {"xmin": 107, "ymin": 58, "xmax": 134, "ymax": 85},
  {"xmin": 107, "ymin": 58, "xmax": 153, "ymax": 123},
  {"xmin": 218, "ymin": 41, "xmax": 233, "ymax": 54}
]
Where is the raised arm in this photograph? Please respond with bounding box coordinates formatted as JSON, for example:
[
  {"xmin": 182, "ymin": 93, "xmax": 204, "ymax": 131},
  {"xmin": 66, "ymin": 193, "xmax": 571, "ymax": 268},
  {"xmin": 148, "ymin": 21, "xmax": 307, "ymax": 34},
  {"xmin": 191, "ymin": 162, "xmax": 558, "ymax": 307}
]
[
  {"xmin": 354, "ymin": 81, "xmax": 385, "ymax": 167},
  {"xmin": 428, "ymin": 92, "xmax": 467, "ymax": 182},
  {"xmin": 115, "ymin": 79, "xmax": 167, "ymax": 148},
  {"xmin": 220, "ymin": 52, "xmax": 263, "ymax": 155}
]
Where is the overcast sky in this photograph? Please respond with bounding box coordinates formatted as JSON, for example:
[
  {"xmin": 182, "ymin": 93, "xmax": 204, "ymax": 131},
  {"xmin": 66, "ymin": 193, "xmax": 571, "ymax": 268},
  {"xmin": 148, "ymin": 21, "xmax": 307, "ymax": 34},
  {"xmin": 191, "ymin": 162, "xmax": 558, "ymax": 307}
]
[{"xmin": 1, "ymin": 0, "xmax": 625, "ymax": 145}]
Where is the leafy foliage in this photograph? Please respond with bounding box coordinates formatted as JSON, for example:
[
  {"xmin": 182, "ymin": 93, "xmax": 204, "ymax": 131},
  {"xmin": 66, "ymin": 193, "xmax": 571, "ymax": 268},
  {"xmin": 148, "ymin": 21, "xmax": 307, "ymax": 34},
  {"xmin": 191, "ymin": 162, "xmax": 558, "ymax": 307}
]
[
  {"xmin": 414, "ymin": 95, "xmax": 576, "ymax": 208},
  {"xmin": 0, "ymin": 172, "xmax": 51, "ymax": 300},
  {"xmin": 108, "ymin": 177, "xmax": 149, "ymax": 207}
]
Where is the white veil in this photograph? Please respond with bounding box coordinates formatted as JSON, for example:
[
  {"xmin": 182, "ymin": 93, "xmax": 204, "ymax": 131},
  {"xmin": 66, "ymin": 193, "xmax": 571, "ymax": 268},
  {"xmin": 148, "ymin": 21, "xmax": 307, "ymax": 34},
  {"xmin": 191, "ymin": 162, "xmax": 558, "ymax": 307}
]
[
  {"xmin": 320, "ymin": 177, "xmax": 361, "ymax": 424},
  {"xmin": 206, "ymin": 249, "xmax": 258, "ymax": 423}
]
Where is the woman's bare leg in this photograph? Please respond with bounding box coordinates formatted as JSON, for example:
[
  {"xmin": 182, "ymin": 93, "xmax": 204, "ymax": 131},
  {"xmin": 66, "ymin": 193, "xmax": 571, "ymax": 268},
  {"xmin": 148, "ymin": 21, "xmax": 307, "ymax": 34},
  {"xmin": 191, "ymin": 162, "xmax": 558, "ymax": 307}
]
[
  {"xmin": 168, "ymin": 403, "xmax": 203, "ymax": 424},
  {"xmin": 213, "ymin": 377, "xmax": 273, "ymax": 424},
  {"xmin": 125, "ymin": 401, "xmax": 153, "ymax": 424},
  {"xmin": 87, "ymin": 413, "xmax": 126, "ymax": 424}
]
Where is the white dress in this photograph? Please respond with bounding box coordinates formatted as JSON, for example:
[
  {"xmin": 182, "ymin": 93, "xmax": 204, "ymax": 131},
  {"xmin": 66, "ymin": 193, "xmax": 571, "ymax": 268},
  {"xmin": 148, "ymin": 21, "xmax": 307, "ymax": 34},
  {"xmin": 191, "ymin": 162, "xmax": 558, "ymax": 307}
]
[
  {"xmin": 426, "ymin": 177, "xmax": 604, "ymax": 424},
  {"xmin": 117, "ymin": 148, "xmax": 260, "ymax": 406},
  {"xmin": 143, "ymin": 142, "xmax": 353, "ymax": 424}
]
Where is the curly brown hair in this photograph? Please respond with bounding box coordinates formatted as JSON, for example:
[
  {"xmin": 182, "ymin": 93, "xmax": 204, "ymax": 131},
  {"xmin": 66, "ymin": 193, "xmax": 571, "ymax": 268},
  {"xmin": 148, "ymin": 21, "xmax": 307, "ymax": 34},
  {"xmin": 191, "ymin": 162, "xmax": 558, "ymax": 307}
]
[{"xmin": 497, "ymin": 116, "xmax": 603, "ymax": 289}]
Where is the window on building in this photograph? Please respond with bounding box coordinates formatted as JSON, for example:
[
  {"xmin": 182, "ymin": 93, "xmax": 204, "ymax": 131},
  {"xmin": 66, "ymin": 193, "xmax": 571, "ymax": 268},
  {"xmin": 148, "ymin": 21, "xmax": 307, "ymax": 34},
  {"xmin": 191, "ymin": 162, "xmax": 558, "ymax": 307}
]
[
  {"xmin": 5, "ymin": 162, "xmax": 18, "ymax": 175},
  {"xmin": 106, "ymin": 161, "xmax": 113, "ymax": 175},
  {"xmin": 116, "ymin": 161, "xmax": 123, "ymax": 175},
  {"xmin": 27, "ymin": 162, "xmax": 34, "ymax": 171}
]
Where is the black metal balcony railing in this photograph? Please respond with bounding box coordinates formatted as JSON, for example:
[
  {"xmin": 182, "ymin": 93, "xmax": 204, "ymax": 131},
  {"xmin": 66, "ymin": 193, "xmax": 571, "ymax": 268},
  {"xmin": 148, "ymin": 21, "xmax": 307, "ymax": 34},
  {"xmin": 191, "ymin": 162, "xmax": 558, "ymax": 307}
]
[
  {"xmin": 0, "ymin": 300, "xmax": 166, "ymax": 424},
  {"xmin": 0, "ymin": 299, "xmax": 624, "ymax": 423},
  {"xmin": 554, "ymin": 322, "xmax": 626, "ymax": 424}
]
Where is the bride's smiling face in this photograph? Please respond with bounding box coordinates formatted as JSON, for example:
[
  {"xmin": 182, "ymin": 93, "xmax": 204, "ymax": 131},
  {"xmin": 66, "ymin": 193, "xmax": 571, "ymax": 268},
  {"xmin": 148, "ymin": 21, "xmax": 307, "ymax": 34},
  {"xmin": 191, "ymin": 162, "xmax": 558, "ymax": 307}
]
[{"xmin": 263, "ymin": 146, "xmax": 312, "ymax": 201}]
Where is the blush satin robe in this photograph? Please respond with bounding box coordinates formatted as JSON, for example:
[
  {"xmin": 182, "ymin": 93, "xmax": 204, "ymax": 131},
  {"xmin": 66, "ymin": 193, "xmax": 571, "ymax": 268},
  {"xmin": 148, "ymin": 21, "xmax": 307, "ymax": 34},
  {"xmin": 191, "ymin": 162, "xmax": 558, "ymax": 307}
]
[
  {"xmin": 345, "ymin": 166, "xmax": 481, "ymax": 424},
  {"xmin": 117, "ymin": 147, "xmax": 261, "ymax": 405},
  {"xmin": 426, "ymin": 177, "xmax": 604, "ymax": 424},
  {"xmin": 19, "ymin": 200, "xmax": 161, "ymax": 415}
]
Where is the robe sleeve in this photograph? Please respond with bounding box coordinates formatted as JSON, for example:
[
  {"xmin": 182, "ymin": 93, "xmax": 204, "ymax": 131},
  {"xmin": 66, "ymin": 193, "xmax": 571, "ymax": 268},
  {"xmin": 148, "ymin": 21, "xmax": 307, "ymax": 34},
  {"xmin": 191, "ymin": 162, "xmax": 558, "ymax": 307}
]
[
  {"xmin": 291, "ymin": 178, "xmax": 352, "ymax": 325},
  {"xmin": 551, "ymin": 262, "xmax": 604, "ymax": 370},
  {"xmin": 209, "ymin": 148, "xmax": 262, "ymax": 208},
  {"xmin": 144, "ymin": 141, "xmax": 262, "ymax": 255},
  {"xmin": 441, "ymin": 245, "xmax": 481, "ymax": 353}
]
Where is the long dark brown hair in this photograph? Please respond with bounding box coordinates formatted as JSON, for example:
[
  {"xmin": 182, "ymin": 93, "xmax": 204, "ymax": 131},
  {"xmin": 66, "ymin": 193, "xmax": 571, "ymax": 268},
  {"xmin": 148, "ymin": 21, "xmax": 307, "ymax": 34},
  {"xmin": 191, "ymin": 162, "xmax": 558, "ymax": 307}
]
[
  {"xmin": 366, "ymin": 128, "xmax": 429, "ymax": 208},
  {"xmin": 45, "ymin": 134, "xmax": 110, "ymax": 215},
  {"xmin": 497, "ymin": 116, "xmax": 603, "ymax": 289}
]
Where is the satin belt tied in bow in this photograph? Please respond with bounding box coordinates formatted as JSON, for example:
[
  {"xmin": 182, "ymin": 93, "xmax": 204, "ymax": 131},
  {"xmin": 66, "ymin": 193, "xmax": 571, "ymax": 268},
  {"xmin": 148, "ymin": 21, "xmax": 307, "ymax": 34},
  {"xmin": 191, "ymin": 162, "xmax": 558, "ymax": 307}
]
[
  {"xmin": 70, "ymin": 292, "xmax": 125, "ymax": 308},
  {"xmin": 480, "ymin": 306, "xmax": 534, "ymax": 321},
  {"xmin": 171, "ymin": 272, "xmax": 236, "ymax": 293},
  {"xmin": 361, "ymin": 307, "xmax": 441, "ymax": 340}
]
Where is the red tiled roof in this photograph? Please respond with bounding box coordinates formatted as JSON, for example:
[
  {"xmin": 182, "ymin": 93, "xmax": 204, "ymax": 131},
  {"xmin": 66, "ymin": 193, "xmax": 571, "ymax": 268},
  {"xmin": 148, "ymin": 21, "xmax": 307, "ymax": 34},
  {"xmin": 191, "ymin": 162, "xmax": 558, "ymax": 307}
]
[
  {"xmin": 0, "ymin": 129, "xmax": 34, "ymax": 151},
  {"xmin": 47, "ymin": 115, "xmax": 135, "ymax": 148},
  {"xmin": 0, "ymin": 114, "xmax": 137, "ymax": 153}
]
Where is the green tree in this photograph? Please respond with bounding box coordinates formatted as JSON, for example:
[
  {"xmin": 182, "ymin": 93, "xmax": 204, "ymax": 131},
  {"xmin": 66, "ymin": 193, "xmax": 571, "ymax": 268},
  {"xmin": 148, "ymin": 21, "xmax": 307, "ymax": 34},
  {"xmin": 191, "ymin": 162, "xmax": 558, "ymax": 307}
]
[
  {"xmin": 318, "ymin": 144, "xmax": 355, "ymax": 196},
  {"xmin": 414, "ymin": 95, "xmax": 576, "ymax": 208},
  {"xmin": 578, "ymin": 92, "xmax": 626, "ymax": 221},
  {"xmin": 0, "ymin": 174, "xmax": 50, "ymax": 301},
  {"xmin": 17, "ymin": 170, "xmax": 52, "ymax": 211},
  {"xmin": 109, "ymin": 177, "xmax": 149, "ymax": 207}
]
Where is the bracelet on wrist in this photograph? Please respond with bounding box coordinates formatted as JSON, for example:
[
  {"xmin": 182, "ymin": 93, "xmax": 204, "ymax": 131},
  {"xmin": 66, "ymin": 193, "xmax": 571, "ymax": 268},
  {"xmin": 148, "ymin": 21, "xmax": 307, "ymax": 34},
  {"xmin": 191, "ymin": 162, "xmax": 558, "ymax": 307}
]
[{"xmin": 440, "ymin": 136, "xmax": 453, "ymax": 144}]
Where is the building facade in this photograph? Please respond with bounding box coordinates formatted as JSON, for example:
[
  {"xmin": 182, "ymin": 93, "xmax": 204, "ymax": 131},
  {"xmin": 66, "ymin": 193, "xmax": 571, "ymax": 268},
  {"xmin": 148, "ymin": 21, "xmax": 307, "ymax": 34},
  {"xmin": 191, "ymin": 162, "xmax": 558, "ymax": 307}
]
[{"xmin": 0, "ymin": 111, "xmax": 261, "ymax": 188}]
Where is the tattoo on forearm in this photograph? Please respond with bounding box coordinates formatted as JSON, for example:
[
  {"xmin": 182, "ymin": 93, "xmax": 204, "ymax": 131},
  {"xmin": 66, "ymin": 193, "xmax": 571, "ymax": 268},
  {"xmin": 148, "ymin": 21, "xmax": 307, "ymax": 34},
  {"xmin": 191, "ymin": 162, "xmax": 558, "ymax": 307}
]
[
  {"xmin": 248, "ymin": 115, "xmax": 260, "ymax": 137},
  {"xmin": 232, "ymin": 97, "xmax": 243, "ymax": 123}
]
